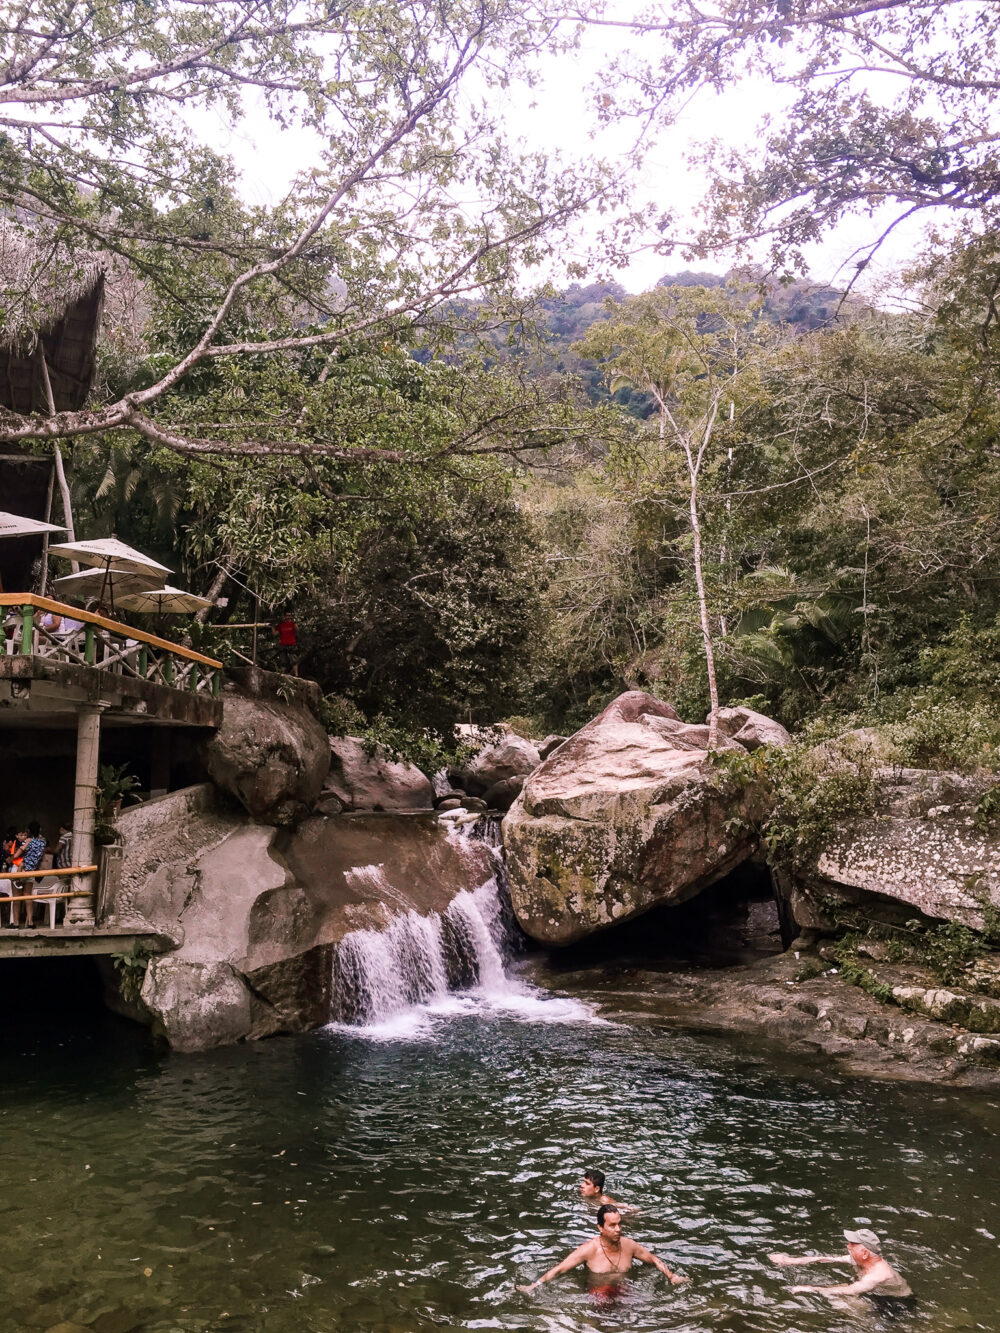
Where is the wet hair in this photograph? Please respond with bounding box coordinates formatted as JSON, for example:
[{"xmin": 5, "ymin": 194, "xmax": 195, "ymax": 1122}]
[
  {"xmin": 584, "ymin": 1168, "xmax": 606, "ymax": 1191},
  {"xmin": 596, "ymin": 1204, "xmax": 621, "ymax": 1229},
  {"xmin": 27, "ymin": 821, "xmax": 40, "ymax": 836}
]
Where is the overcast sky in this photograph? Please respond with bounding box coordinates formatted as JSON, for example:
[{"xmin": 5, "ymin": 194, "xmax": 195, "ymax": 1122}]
[{"xmin": 209, "ymin": 15, "xmax": 937, "ymax": 301}]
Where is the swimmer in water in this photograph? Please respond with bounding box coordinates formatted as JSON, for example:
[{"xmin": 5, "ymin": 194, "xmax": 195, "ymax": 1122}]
[
  {"xmin": 517, "ymin": 1204, "xmax": 688, "ymax": 1296},
  {"xmin": 770, "ymin": 1227, "xmax": 913, "ymax": 1307},
  {"xmin": 579, "ymin": 1167, "xmax": 638, "ymax": 1213}
]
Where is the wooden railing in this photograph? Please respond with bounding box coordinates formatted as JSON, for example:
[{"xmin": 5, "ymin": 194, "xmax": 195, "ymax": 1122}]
[
  {"xmin": 0, "ymin": 595, "xmax": 222, "ymax": 697},
  {"xmin": 0, "ymin": 866, "xmax": 97, "ymax": 928}
]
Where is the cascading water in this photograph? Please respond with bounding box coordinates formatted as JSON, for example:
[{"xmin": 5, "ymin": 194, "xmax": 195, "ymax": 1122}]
[{"xmin": 329, "ymin": 816, "xmax": 593, "ymax": 1033}]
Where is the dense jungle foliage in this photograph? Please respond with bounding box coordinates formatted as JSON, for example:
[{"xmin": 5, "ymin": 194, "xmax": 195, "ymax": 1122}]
[
  {"xmin": 6, "ymin": 0, "xmax": 1000, "ymax": 766},
  {"xmin": 61, "ymin": 240, "xmax": 1000, "ymax": 770}
]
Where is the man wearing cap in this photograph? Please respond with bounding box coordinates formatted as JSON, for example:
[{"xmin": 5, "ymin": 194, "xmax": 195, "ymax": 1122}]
[{"xmin": 769, "ymin": 1228, "xmax": 912, "ymax": 1304}]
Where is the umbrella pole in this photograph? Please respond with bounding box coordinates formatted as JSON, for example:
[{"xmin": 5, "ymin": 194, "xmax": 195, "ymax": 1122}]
[{"xmin": 40, "ymin": 459, "xmax": 55, "ymax": 596}]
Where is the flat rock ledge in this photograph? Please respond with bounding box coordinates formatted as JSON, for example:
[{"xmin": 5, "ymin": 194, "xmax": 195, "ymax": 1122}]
[{"xmin": 524, "ymin": 950, "xmax": 1000, "ymax": 1089}]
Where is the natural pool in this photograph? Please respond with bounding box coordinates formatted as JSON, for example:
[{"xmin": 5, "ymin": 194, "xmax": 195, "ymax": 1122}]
[{"xmin": 1, "ymin": 960, "xmax": 997, "ymax": 1333}]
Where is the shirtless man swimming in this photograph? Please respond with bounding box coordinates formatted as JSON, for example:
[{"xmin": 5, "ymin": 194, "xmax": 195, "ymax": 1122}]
[
  {"xmin": 770, "ymin": 1228, "xmax": 913, "ymax": 1305},
  {"xmin": 518, "ymin": 1205, "xmax": 688, "ymax": 1296},
  {"xmin": 579, "ymin": 1168, "xmax": 637, "ymax": 1213}
]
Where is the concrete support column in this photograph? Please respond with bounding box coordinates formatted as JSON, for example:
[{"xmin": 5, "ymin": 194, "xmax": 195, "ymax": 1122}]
[{"xmin": 66, "ymin": 703, "xmax": 104, "ymax": 926}]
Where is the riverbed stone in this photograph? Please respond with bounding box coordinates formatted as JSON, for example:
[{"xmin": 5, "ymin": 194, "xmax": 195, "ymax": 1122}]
[
  {"xmin": 202, "ymin": 695, "xmax": 330, "ymax": 825},
  {"xmin": 481, "ymin": 775, "xmax": 524, "ymax": 811},
  {"xmin": 891, "ymin": 984, "xmax": 1000, "ymax": 1034},
  {"xmin": 715, "ymin": 706, "xmax": 791, "ymax": 751},
  {"xmin": 456, "ymin": 732, "xmax": 540, "ymax": 796},
  {"xmin": 141, "ymin": 958, "xmax": 254, "ymax": 1051},
  {"xmin": 538, "ymin": 734, "xmax": 568, "ymax": 760},
  {"xmin": 503, "ymin": 690, "xmax": 773, "ymax": 945},
  {"xmin": 326, "ymin": 737, "xmax": 434, "ymax": 811}
]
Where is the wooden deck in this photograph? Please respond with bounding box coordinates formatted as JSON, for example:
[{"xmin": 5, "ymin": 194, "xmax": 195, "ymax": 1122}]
[
  {"xmin": 0, "ymin": 595, "xmax": 223, "ymax": 727},
  {"xmin": 0, "ymin": 926, "xmax": 173, "ymax": 958}
]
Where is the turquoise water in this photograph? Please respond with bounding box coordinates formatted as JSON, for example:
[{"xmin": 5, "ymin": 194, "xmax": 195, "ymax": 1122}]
[{"xmin": 1, "ymin": 968, "xmax": 998, "ymax": 1332}]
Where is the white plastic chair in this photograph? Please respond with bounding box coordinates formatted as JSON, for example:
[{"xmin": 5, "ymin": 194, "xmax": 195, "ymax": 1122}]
[{"xmin": 34, "ymin": 880, "xmax": 64, "ymax": 929}]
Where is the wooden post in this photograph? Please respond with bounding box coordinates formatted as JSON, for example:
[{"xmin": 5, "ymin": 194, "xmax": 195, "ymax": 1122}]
[
  {"xmin": 20, "ymin": 602, "xmax": 34, "ymax": 654},
  {"xmin": 40, "ymin": 459, "xmax": 55, "ymax": 595},
  {"xmin": 65, "ymin": 703, "xmax": 104, "ymax": 926},
  {"xmin": 96, "ymin": 843, "xmax": 123, "ymax": 925}
]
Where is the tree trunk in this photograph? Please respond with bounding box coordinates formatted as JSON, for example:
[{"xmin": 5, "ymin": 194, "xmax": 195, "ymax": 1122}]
[
  {"xmin": 689, "ymin": 467, "xmax": 721, "ymax": 749},
  {"xmin": 196, "ymin": 566, "xmax": 228, "ymax": 624},
  {"xmin": 37, "ymin": 348, "xmax": 80, "ymax": 575},
  {"xmin": 52, "ymin": 444, "xmax": 80, "ymax": 573}
]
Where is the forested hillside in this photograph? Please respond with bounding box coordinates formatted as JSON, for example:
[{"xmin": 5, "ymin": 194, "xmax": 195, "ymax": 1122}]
[
  {"xmin": 5, "ymin": 0, "xmax": 1000, "ymax": 773},
  {"xmin": 55, "ymin": 245, "xmax": 1000, "ymax": 776}
]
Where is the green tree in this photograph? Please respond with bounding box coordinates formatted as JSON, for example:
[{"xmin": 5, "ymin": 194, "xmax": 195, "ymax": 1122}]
[
  {"xmin": 0, "ymin": 0, "xmax": 614, "ymax": 460},
  {"xmin": 574, "ymin": 285, "xmax": 760, "ymax": 745},
  {"xmin": 576, "ymin": 0, "xmax": 1000, "ymax": 273}
]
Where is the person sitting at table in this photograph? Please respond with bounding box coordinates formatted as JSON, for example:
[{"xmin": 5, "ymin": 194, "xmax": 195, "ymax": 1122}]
[
  {"xmin": 0, "ymin": 828, "xmax": 14, "ymax": 924},
  {"xmin": 1, "ymin": 826, "xmax": 18, "ymax": 872},
  {"xmin": 40, "ymin": 607, "xmax": 84, "ymax": 647}
]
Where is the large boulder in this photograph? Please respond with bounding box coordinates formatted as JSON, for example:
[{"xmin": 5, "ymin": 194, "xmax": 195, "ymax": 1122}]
[
  {"xmin": 112, "ymin": 787, "xmax": 497, "ymax": 1052},
  {"xmin": 503, "ymin": 691, "xmax": 772, "ymax": 945},
  {"xmin": 715, "ymin": 706, "xmax": 791, "ymax": 751},
  {"xmin": 482, "ymin": 774, "xmax": 524, "ymax": 811},
  {"xmin": 795, "ymin": 767, "xmax": 1000, "ymax": 931},
  {"xmin": 326, "ymin": 737, "xmax": 434, "ymax": 811},
  {"xmin": 202, "ymin": 695, "xmax": 329, "ymax": 825},
  {"xmin": 455, "ymin": 732, "xmax": 540, "ymax": 796}
]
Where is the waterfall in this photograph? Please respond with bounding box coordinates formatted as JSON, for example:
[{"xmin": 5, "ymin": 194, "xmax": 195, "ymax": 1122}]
[
  {"xmin": 329, "ymin": 816, "xmax": 599, "ymax": 1033},
  {"xmin": 330, "ymin": 819, "xmax": 516, "ymax": 1027}
]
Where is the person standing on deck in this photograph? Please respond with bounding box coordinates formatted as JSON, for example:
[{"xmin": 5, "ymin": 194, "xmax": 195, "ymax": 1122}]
[
  {"xmin": 17, "ymin": 822, "xmax": 47, "ymax": 927},
  {"xmin": 273, "ymin": 612, "xmax": 299, "ymax": 677}
]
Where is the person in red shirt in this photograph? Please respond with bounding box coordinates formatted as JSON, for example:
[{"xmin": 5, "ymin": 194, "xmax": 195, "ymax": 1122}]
[{"xmin": 273, "ymin": 612, "xmax": 299, "ymax": 676}]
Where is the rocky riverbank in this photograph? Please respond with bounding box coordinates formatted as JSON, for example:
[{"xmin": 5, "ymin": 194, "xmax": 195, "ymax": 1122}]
[
  {"xmin": 97, "ymin": 678, "xmax": 1000, "ymax": 1078},
  {"xmin": 523, "ymin": 948, "xmax": 1000, "ymax": 1089}
]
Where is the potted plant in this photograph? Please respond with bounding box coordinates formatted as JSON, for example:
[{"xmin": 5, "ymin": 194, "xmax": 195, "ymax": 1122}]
[{"xmin": 97, "ymin": 763, "xmax": 142, "ymax": 820}]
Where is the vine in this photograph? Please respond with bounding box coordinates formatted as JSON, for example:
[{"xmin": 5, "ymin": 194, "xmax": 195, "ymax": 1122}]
[{"xmin": 111, "ymin": 943, "xmax": 156, "ymax": 1006}]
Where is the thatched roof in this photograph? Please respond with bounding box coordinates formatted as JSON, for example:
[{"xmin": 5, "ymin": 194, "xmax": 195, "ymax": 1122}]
[{"xmin": 0, "ymin": 224, "xmax": 105, "ymax": 414}]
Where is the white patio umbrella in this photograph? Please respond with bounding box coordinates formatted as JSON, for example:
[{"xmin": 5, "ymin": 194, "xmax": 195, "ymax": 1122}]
[
  {"xmin": 0, "ymin": 510, "xmax": 67, "ymax": 592},
  {"xmin": 47, "ymin": 536, "xmax": 172, "ymax": 579},
  {"xmin": 116, "ymin": 585, "xmax": 213, "ymax": 615},
  {"xmin": 0, "ymin": 511, "xmax": 66, "ymax": 540},
  {"xmin": 53, "ymin": 566, "xmax": 166, "ymax": 611}
]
